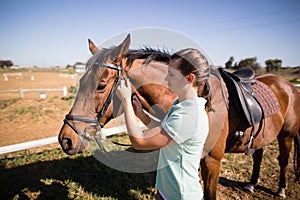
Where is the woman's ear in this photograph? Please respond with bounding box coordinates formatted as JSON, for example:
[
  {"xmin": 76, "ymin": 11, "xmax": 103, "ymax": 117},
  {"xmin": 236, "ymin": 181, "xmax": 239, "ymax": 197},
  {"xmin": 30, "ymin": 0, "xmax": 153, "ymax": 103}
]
[{"xmin": 187, "ymin": 73, "xmax": 195, "ymax": 83}]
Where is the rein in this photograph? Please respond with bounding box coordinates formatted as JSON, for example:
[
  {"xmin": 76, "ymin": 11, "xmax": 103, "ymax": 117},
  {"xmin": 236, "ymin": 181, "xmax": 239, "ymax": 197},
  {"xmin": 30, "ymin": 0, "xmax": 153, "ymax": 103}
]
[{"xmin": 63, "ymin": 61, "xmax": 131, "ymax": 151}]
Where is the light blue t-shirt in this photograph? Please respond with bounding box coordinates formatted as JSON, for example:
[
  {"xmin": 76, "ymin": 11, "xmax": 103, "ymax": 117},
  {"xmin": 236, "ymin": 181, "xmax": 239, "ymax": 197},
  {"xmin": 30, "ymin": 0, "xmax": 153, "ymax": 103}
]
[{"xmin": 156, "ymin": 96, "xmax": 209, "ymax": 200}]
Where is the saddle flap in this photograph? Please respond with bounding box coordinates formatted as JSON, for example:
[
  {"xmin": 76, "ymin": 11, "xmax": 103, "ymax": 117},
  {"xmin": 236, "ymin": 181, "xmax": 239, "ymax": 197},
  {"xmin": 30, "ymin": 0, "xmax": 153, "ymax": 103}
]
[{"xmin": 237, "ymin": 81, "xmax": 263, "ymax": 125}]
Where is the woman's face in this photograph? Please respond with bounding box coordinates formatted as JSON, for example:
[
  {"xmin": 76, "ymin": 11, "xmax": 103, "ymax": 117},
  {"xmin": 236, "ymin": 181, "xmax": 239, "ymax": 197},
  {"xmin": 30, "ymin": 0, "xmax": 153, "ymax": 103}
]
[{"xmin": 165, "ymin": 58, "xmax": 189, "ymax": 94}]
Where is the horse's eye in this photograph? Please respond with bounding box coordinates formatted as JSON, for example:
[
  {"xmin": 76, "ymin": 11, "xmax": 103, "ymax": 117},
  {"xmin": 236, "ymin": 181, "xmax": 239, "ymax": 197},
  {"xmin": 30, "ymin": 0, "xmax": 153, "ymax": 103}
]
[{"xmin": 97, "ymin": 84, "xmax": 107, "ymax": 91}]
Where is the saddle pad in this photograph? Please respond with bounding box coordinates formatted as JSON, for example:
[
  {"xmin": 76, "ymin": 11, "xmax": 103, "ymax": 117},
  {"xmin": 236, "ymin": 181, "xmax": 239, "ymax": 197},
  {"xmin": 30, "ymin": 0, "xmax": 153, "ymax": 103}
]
[{"xmin": 252, "ymin": 81, "xmax": 281, "ymax": 118}]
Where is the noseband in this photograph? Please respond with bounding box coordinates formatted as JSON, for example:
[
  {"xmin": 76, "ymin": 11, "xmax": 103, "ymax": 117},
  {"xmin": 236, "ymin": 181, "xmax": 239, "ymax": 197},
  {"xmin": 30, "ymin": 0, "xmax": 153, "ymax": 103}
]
[{"xmin": 63, "ymin": 62, "xmax": 123, "ymax": 149}]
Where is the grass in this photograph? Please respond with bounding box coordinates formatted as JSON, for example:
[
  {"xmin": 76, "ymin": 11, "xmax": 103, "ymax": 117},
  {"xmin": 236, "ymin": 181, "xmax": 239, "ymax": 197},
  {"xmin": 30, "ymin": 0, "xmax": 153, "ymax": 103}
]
[
  {"xmin": 10, "ymin": 105, "xmax": 55, "ymax": 121},
  {"xmin": 0, "ymin": 139, "xmax": 157, "ymax": 200},
  {"xmin": 0, "ymin": 98, "xmax": 19, "ymax": 110},
  {"xmin": 0, "ymin": 96, "xmax": 69, "ymax": 122},
  {"xmin": 1, "ymin": 137, "xmax": 294, "ymax": 200}
]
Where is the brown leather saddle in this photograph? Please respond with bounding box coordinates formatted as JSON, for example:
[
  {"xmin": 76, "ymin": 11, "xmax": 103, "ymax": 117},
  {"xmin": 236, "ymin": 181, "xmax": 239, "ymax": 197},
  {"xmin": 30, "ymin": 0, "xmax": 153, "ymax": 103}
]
[
  {"xmin": 218, "ymin": 67, "xmax": 264, "ymax": 128},
  {"xmin": 218, "ymin": 67, "xmax": 265, "ymax": 155}
]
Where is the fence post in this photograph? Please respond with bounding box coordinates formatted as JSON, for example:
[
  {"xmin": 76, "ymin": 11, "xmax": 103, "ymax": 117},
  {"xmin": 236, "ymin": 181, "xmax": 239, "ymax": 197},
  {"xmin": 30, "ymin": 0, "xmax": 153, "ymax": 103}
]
[
  {"xmin": 63, "ymin": 86, "xmax": 67, "ymax": 97},
  {"xmin": 19, "ymin": 88, "xmax": 24, "ymax": 98}
]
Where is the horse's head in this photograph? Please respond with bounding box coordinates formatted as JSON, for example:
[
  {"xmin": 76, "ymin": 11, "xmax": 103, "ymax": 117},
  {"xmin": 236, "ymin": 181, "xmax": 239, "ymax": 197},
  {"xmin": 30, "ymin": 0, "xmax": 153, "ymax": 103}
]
[{"xmin": 58, "ymin": 34, "xmax": 131, "ymax": 155}]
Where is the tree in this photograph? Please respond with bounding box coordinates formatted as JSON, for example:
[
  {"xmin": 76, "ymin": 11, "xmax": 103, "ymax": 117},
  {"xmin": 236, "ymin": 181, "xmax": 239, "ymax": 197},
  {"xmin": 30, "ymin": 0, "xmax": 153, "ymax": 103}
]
[
  {"xmin": 0, "ymin": 60, "xmax": 13, "ymax": 68},
  {"xmin": 66, "ymin": 64, "xmax": 73, "ymax": 70},
  {"xmin": 265, "ymin": 59, "xmax": 282, "ymax": 72},
  {"xmin": 225, "ymin": 56, "xmax": 234, "ymax": 69},
  {"xmin": 236, "ymin": 57, "xmax": 261, "ymax": 71}
]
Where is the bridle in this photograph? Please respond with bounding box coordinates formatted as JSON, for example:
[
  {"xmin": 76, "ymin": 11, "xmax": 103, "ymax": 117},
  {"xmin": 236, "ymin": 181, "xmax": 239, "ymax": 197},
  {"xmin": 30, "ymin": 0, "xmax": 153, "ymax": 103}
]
[{"xmin": 63, "ymin": 61, "xmax": 125, "ymax": 151}]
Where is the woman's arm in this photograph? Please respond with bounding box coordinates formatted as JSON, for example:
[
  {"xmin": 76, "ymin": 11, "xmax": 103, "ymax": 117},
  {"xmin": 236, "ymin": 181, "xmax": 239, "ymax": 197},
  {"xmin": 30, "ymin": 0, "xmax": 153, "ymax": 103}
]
[{"xmin": 117, "ymin": 79, "xmax": 173, "ymax": 150}]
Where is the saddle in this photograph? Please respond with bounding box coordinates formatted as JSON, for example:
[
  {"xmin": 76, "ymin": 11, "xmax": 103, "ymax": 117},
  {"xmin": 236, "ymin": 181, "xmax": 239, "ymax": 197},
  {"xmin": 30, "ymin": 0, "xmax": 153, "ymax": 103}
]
[{"xmin": 218, "ymin": 67, "xmax": 263, "ymax": 128}]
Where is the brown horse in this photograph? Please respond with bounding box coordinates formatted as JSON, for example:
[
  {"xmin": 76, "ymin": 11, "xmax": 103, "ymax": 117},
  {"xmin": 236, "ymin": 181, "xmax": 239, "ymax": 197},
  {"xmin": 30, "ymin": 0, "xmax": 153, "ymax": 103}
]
[{"xmin": 58, "ymin": 35, "xmax": 300, "ymax": 199}]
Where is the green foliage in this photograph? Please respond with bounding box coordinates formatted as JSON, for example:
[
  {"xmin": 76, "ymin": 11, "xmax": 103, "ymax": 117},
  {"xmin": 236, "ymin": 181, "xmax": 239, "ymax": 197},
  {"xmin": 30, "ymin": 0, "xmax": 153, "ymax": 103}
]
[
  {"xmin": 68, "ymin": 86, "xmax": 78, "ymax": 94},
  {"xmin": 60, "ymin": 86, "xmax": 78, "ymax": 105},
  {"xmin": 238, "ymin": 57, "xmax": 256, "ymax": 68},
  {"xmin": 0, "ymin": 60, "xmax": 14, "ymax": 68},
  {"xmin": 225, "ymin": 57, "xmax": 234, "ymax": 69},
  {"xmin": 265, "ymin": 59, "xmax": 282, "ymax": 72},
  {"xmin": 225, "ymin": 57, "xmax": 261, "ymax": 71}
]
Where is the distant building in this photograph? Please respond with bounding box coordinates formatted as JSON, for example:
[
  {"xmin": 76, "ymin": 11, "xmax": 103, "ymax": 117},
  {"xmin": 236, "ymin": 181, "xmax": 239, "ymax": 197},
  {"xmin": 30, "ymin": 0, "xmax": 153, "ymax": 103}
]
[{"xmin": 73, "ymin": 63, "xmax": 86, "ymax": 73}]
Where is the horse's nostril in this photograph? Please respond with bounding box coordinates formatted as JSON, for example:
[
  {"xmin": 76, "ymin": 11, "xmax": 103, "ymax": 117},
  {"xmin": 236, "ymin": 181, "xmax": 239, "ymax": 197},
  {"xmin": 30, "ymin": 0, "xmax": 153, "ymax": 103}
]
[{"xmin": 62, "ymin": 138, "xmax": 72, "ymax": 150}]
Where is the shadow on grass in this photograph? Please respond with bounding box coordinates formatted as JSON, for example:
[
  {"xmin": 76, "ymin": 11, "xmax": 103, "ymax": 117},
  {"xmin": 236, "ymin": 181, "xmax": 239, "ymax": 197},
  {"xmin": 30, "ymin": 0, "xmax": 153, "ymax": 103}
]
[
  {"xmin": 218, "ymin": 177, "xmax": 278, "ymax": 197},
  {"xmin": 0, "ymin": 150, "xmax": 156, "ymax": 200}
]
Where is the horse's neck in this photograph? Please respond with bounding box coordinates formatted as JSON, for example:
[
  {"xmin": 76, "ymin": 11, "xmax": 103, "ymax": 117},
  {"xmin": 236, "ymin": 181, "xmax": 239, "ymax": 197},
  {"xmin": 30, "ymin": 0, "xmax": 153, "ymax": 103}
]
[
  {"xmin": 127, "ymin": 61, "xmax": 176, "ymax": 119},
  {"xmin": 127, "ymin": 61, "xmax": 169, "ymax": 88}
]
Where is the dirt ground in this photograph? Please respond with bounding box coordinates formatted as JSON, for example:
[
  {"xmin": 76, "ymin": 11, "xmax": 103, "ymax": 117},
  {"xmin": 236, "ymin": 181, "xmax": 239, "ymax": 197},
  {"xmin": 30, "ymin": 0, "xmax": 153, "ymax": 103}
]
[
  {"xmin": 0, "ymin": 71, "xmax": 77, "ymax": 147},
  {"xmin": 0, "ymin": 70, "xmax": 299, "ymax": 199}
]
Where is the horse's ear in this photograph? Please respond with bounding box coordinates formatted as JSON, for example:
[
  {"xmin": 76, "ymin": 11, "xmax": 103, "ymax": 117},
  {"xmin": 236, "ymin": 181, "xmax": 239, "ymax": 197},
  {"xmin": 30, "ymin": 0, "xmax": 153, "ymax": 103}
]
[
  {"xmin": 88, "ymin": 39, "xmax": 99, "ymax": 55},
  {"xmin": 110, "ymin": 34, "xmax": 131, "ymax": 61}
]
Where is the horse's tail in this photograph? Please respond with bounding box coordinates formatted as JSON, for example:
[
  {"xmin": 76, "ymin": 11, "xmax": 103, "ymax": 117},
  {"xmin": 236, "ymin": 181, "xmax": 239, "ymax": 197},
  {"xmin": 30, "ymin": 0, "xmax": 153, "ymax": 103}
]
[{"xmin": 294, "ymin": 128, "xmax": 300, "ymax": 182}]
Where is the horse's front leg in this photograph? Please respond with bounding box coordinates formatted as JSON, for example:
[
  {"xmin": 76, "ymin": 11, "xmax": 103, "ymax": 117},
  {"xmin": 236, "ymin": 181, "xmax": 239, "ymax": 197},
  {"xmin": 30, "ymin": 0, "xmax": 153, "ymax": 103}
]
[
  {"xmin": 244, "ymin": 148, "xmax": 263, "ymax": 193},
  {"xmin": 201, "ymin": 155, "xmax": 221, "ymax": 200}
]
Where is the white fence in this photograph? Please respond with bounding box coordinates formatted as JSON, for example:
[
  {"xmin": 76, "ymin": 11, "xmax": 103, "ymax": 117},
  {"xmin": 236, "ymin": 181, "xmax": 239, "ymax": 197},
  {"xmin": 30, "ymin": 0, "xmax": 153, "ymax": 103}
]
[
  {"xmin": 3, "ymin": 73, "xmax": 22, "ymax": 81},
  {"xmin": 59, "ymin": 73, "xmax": 78, "ymax": 79},
  {"xmin": 0, "ymin": 137, "xmax": 58, "ymax": 154},
  {"xmin": 0, "ymin": 121, "xmax": 146, "ymax": 154},
  {"xmin": 0, "ymin": 87, "xmax": 68, "ymax": 98},
  {"xmin": 3, "ymin": 73, "xmax": 35, "ymax": 81}
]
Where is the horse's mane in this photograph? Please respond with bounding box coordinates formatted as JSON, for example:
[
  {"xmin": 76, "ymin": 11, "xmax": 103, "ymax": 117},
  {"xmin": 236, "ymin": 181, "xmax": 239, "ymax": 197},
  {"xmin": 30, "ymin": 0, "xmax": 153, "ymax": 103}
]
[{"xmin": 126, "ymin": 47, "xmax": 171, "ymax": 67}]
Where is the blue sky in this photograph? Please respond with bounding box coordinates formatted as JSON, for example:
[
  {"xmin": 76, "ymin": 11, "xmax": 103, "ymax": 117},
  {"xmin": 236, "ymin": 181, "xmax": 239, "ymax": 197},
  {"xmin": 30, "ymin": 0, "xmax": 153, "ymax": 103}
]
[{"xmin": 0, "ymin": 0, "xmax": 300, "ymax": 67}]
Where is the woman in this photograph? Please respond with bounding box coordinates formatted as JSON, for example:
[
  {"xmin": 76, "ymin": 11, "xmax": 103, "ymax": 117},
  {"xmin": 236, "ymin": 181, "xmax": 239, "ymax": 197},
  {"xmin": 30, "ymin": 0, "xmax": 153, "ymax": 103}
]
[{"xmin": 116, "ymin": 48, "xmax": 210, "ymax": 199}]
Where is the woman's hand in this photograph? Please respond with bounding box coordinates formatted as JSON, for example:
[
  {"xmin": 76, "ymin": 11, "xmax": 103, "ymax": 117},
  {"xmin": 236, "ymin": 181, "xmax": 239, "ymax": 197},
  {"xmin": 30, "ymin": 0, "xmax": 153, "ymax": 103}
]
[
  {"xmin": 117, "ymin": 78, "xmax": 149, "ymax": 124},
  {"xmin": 116, "ymin": 78, "xmax": 132, "ymax": 104},
  {"xmin": 132, "ymin": 94, "xmax": 144, "ymax": 117}
]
